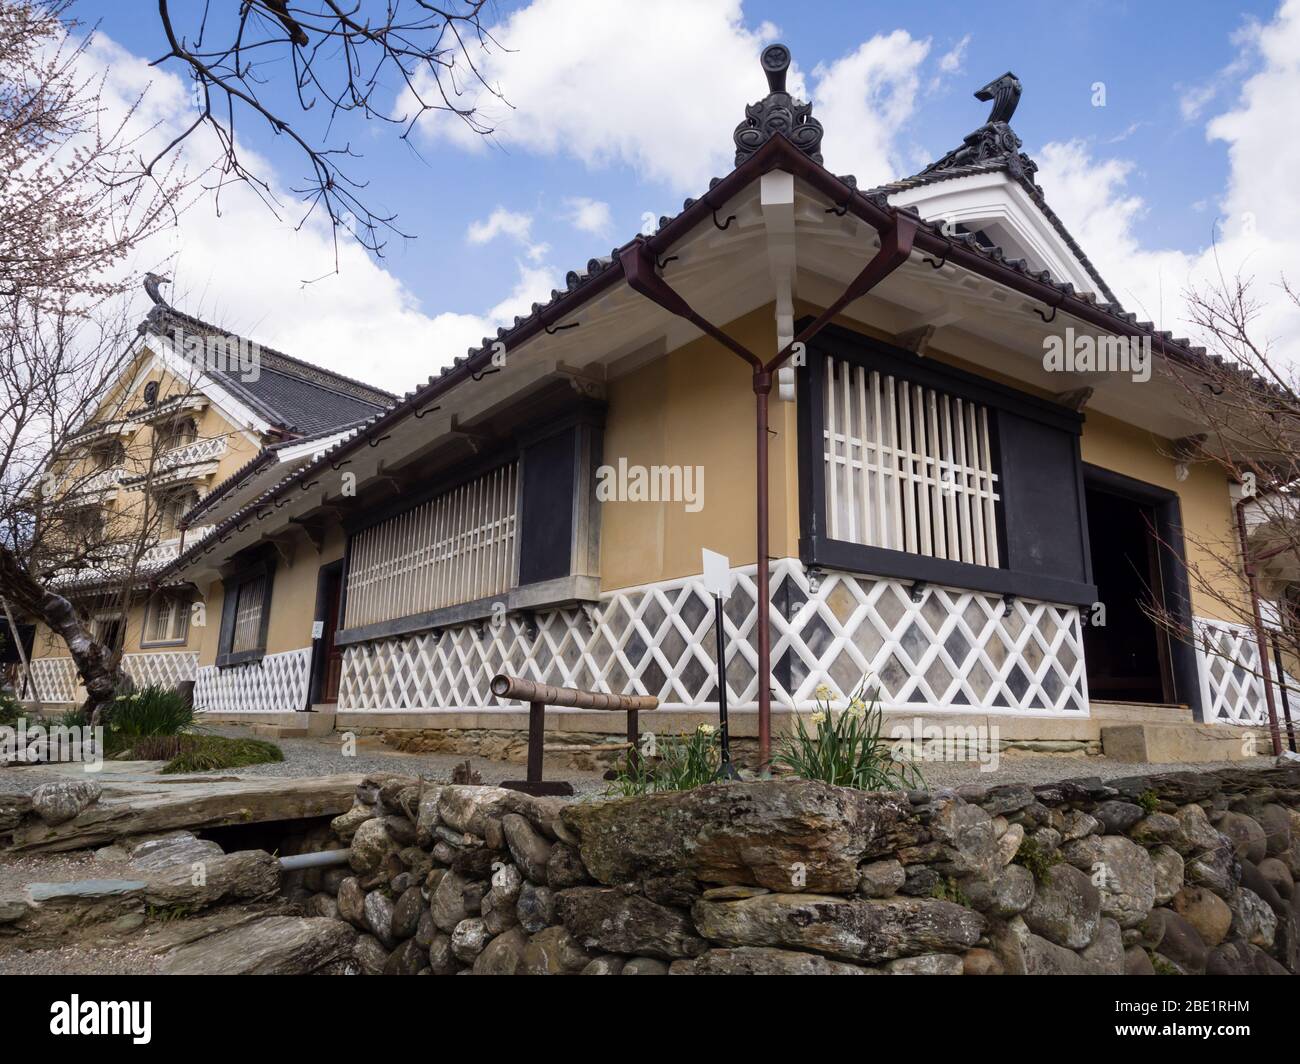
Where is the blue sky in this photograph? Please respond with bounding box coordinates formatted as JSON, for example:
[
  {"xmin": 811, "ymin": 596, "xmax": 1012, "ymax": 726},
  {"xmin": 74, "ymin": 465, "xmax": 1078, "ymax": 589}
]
[{"xmin": 72, "ymin": 0, "xmax": 1299, "ymax": 390}]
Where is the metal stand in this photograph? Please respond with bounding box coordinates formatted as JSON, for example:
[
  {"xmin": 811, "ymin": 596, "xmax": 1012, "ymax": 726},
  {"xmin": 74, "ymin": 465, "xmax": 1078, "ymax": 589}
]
[
  {"xmin": 714, "ymin": 593, "xmax": 740, "ymax": 780},
  {"xmin": 501, "ymin": 700, "xmax": 576, "ymax": 796},
  {"xmin": 1270, "ymin": 635, "xmax": 1297, "ymax": 754},
  {"xmin": 491, "ymin": 675, "xmax": 659, "ymax": 796}
]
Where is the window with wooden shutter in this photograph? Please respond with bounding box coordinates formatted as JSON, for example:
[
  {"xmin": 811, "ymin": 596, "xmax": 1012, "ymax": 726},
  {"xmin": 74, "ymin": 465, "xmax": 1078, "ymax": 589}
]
[
  {"xmin": 144, "ymin": 592, "xmax": 190, "ymax": 645},
  {"xmin": 799, "ymin": 324, "xmax": 1096, "ymax": 607},
  {"xmin": 230, "ymin": 575, "xmax": 267, "ymax": 653},
  {"xmin": 216, "ymin": 555, "xmax": 275, "ymax": 666},
  {"xmin": 343, "ymin": 462, "xmax": 518, "ymax": 629},
  {"xmin": 822, "ymin": 356, "xmax": 1001, "ymax": 567}
]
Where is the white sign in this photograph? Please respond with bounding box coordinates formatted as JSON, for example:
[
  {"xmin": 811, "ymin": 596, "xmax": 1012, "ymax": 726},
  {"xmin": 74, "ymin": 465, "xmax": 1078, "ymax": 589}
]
[
  {"xmin": 311, "ymin": 621, "xmax": 324, "ymax": 639},
  {"xmin": 702, "ymin": 549, "xmax": 731, "ymax": 600}
]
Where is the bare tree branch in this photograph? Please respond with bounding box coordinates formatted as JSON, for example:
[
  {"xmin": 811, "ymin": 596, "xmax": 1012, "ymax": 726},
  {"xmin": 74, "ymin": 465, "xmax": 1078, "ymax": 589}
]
[{"xmin": 138, "ymin": 0, "xmax": 507, "ymax": 264}]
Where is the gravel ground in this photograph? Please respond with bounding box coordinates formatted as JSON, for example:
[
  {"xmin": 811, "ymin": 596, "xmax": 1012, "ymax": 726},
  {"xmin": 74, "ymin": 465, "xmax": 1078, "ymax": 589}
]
[
  {"xmin": 199, "ymin": 727, "xmax": 615, "ymax": 797},
  {"xmin": 898, "ymin": 751, "xmax": 1285, "ymax": 789},
  {"xmin": 0, "ymin": 942, "xmax": 162, "ymax": 975},
  {"xmin": 174, "ymin": 726, "xmax": 1290, "ymax": 794},
  {"xmin": 2, "ymin": 724, "xmax": 1288, "ymax": 799}
]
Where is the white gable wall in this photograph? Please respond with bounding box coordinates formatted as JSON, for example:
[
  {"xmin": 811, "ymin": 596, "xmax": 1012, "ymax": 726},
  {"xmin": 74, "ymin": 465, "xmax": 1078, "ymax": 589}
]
[{"xmin": 887, "ymin": 170, "xmax": 1103, "ymax": 300}]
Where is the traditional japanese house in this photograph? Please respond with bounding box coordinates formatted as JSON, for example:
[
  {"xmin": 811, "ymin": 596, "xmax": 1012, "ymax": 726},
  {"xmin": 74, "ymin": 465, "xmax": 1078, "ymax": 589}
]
[{"xmin": 153, "ymin": 50, "xmax": 1285, "ymax": 761}]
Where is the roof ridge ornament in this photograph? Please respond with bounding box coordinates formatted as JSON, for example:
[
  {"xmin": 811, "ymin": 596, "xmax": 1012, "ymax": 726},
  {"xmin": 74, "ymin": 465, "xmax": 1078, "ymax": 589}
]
[
  {"xmin": 919, "ymin": 70, "xmax": 1037, "ymax": 184},
  {"xmin": 975, "ymin": 72, "xmax": 1021, "ymax": 125},
  {"xmin": 733, "ymin": 44, "xmax": 824, "ymax": 166},
  {"xmin": 143, "ymin": 272, "xmax": 172, "ymax": 307}
]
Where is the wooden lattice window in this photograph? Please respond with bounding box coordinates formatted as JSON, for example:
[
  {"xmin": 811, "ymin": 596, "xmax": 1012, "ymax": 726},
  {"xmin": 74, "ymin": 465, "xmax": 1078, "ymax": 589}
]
[
  {"xmin": 164, "ymin": 417, "xmax": 198, "ymax": 450},
  {"xmin": 144, "ymin": 592, "xmax": 190, "ymax": 645},
  {"xmin": 217, "ymin": 556, "xmax": 274, "ymax": 666},
  {"xmin": 230, "ymin": 575, "xmax": 267, "ymax": 653},
  {"xmin": 344, "ymin": 463, "xmax": 518, "ymax": 628},
  {"xmin": 822, "ymin": 356, "xmax": 1001, "ymax": 566}
]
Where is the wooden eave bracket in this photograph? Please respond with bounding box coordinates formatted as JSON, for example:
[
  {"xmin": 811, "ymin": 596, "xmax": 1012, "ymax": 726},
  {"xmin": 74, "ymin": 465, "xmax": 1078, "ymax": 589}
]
[{"xmin": 1053, "ymin": 386, "xmax": 1094, "ymax": 412}]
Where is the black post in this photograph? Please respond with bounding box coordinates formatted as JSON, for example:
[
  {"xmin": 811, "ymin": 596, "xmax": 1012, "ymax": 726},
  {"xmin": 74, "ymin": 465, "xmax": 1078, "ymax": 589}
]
[
  {"xmin": 526, "ymin": 701, "xmax": 545, "ymax": 783},
  {"xmin": 714, "ymin": 593, "xmax": 739, "ymax": 779},
  {"xmin": 1270, "ymin": 634, "xmax": 1297, "ymax": 753}
]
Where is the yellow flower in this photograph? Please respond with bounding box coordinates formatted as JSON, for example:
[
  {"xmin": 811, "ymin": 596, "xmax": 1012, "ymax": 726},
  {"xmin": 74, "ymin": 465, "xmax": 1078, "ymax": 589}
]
[
  {"xmin": 814, "ymin": 683, "xmax": 834, "ymax": 701},
  {"xmin": 810, "ymin": 711, "xmax": 827, "ymax": 726},
  {"xmin": 697, "ymin": 723, "xmax": 715, "ymax": 735}
]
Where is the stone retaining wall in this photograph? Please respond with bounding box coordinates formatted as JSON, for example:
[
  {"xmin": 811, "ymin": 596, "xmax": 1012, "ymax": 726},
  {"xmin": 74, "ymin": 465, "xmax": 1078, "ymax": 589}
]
[{"xmin": 297, "ymin": 764, "xmax": 1300, "ymax": 975}]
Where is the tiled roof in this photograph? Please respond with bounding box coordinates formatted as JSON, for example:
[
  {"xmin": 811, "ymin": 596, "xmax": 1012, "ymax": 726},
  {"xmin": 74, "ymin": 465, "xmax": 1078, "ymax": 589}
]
[
  {"xmin": 138, "ymin": 292, "xmax": 396, "ymax": 436},
  {"xmin": 181, "ymin": 419, "xmax": 368, "ymax": 527}
]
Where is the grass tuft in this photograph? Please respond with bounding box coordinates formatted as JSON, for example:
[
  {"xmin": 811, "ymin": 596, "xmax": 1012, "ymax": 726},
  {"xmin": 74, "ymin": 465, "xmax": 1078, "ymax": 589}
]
[{"xmin": 150, "ymin": 734, "xmax": 284, "ymax": 774}]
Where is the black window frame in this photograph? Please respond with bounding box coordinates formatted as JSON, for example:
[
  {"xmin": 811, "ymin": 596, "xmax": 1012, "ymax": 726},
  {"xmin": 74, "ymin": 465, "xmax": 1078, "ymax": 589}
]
[
  {"xmin": 333, "ymin": 401, "xmax": 604, "ymax": 646},
  {"xmin": 140, "ymin": 588, "xmax": 193, "ymax": 648},
  {"xmin": 797, "ymin": 323, "xmax": 1097, "ymax": 606},
  {"xmin": 216, "ymin": 553, "xmax": 275, "ymax": 667}
]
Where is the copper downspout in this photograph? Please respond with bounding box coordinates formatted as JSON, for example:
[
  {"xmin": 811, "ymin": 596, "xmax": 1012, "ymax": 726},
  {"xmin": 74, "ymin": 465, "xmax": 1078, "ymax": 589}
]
[
  {"xmin": 1234, "ymin": 498, "xmax": 1283, "ymax": 756},
  {"xmin": 620, "ymin": 215, "xmax": 915, "ymax": 766},
  {"xmin": 754, "ymin": 368, "xmax": 773, "ymax": 760}
]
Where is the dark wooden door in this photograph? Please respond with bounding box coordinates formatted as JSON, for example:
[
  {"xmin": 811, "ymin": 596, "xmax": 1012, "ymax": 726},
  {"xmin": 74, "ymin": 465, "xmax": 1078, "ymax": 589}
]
[{"xmin": 320, "ymin": 572, "xmax": 343, "ymax": 703}]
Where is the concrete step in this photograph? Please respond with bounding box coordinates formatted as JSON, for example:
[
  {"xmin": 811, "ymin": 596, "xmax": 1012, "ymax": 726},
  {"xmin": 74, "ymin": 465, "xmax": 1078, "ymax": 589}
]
[
  {"xmin": 250, "ymin": 710, "xmax": 336, "ymax": 740},
  {"xmin": 1101, "ymin": 722, "xmax": 1270, "ymax": 763}
]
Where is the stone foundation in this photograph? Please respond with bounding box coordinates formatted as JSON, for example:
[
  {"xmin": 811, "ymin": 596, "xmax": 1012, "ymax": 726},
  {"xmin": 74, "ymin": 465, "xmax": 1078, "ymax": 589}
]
[
  {"xmin": 299, "ymin": 763, "xmax": 1300, "ymax": 975},
  {"xmin": 354, "ymin": 725, "xmax": 1100, "ymax": 775}
]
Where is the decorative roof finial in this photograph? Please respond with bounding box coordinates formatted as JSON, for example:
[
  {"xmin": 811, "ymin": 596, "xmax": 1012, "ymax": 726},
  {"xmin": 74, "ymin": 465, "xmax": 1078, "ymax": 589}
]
[
  {"xmin": 733, "ymin": 44, "xmax": 823, "ymax": 166},
  {"xmin": 917, "ymin": 71, "xmax": 1036, "ymax": 183},
  {"xmin": 974, "ymin": 72, "xmax": 1022, "ymax": 125},
  {"xmin": 762, "ymin": 43, "xmax": 791, "ymax": 93},
  {"xmin": 143, "ymin": 272, "xmax": 171, "ymax": 307}
]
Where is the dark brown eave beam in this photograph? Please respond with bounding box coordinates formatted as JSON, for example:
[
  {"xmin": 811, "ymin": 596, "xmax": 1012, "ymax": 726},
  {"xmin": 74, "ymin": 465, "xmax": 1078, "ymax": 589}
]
[{"xmin": 619, "ymin": 210, "xmax": 915, "ymax": 767}]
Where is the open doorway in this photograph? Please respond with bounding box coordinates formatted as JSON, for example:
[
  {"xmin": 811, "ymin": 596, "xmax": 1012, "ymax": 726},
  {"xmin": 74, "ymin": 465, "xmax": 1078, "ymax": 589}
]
[
  {"xmin": 309, "ymin": 562, "xmax": 344, "ymax": 708},
  {"xmin": 1082, "ymin": 483, "xmax": 1174, "ymax": 703}
]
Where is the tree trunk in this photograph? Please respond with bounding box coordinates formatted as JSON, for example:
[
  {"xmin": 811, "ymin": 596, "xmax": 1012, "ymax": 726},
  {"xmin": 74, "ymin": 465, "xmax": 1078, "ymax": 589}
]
[{"xmin": 0, "ymin": 545, "xmax": 121, "ymax": 723}]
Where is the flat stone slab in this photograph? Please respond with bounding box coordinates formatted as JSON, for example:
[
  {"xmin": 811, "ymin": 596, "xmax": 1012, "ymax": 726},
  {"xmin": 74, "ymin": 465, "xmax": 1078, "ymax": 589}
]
[
  {"xmin": 159, "ymin": 915, "xmax": 356, "ymax": 975},
  {"xmin": 8, "ymin": 774, "xmax": 364, "ymax": 853},
  {"xmin": 27, "ymin": 879, "xmax": 147, "ymax": 902}
]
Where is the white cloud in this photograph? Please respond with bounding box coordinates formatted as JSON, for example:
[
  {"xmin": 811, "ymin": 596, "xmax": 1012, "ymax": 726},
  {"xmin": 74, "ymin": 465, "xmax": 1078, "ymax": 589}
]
[
  {"xmin": 1176, "ymin": 18, "xmax": 1260, "ymax": 121},
  {"xmin": 400, "ymin": 0, "xmax": 781, "ymax": 192},
  {"xmin": 1178, "ymin": 81, "xmax": 1220, "ymax": 122},
  {"xmin": 938, "ymin": 35, "xmax": 971, "ymax": 74},
  {"xmin": 419, "ymin": 263, "xmax": 562, "ymax": 380},
  {"xmin": 1033, "ymin": 0, "xmax": 1300, "ymax": 362},
  {"xmin": 565, "ymin": 196, "xmax": 613, "ymax": 237},
  {"xmin": 811, "ymin": 31, "xmax": 932, "ymax": 186},
  {"xmin": 401, "ymin": 0, "xmax": 938, "ymax": 195},
  {"xmin": 466, "ymin": 207, "xmax": 549, "ymax": 262},
  {"xmin": 467, "ymin": 207, "xmax": 532, "ymax": 245}
]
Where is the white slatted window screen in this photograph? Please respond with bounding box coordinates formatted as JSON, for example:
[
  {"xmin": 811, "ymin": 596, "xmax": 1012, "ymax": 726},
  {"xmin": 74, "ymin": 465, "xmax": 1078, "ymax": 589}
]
[
  {"xmin": 231, "ymin": 576, "xmax": 267, "ymax": 653},
  {"xmin": 823, "ymin": 358, "xmax": 1001, "ymax": 567},
  {"xmin": 145, "ymin": 594, "xmax": 190, "ymax": 643},
  {"xmin": 344, "ymin": 463, "xmax": 518, "ymax": 628}
]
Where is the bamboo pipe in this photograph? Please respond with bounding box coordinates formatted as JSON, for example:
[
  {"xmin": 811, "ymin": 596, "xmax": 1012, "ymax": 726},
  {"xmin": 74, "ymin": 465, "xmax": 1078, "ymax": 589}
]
[{"xmin": 489, "ymin": 674, "xmax": 658, "ymax": 711}]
